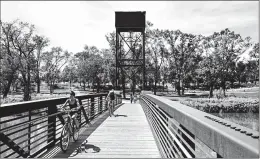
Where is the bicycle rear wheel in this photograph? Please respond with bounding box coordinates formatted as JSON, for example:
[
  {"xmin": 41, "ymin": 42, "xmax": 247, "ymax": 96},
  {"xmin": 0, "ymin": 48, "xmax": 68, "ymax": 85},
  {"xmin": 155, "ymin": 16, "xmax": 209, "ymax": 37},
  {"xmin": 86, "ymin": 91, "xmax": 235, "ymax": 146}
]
[
  {"xmin": 72, "ymin": 119, "xmax": 80, "ymax": 141},
  {"xmin": 60, "ymin": 124, "xmax": 70, "ymax": 152}
]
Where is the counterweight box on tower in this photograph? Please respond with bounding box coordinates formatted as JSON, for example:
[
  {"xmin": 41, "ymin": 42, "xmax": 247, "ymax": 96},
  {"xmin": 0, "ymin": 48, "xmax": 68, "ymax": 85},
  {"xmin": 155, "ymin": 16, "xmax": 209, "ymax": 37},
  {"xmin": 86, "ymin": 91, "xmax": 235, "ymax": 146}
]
[{"xmin": 115, "ymin": 11, "xmax": 146, "ymax": 32}]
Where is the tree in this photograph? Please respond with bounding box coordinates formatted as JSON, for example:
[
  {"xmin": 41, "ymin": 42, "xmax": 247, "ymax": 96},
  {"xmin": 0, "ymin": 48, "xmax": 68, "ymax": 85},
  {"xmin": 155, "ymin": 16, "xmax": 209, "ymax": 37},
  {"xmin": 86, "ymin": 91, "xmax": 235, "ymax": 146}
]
[
  {"xmin": 146, "ymin": 28, "xmax": 167, "ymax": 95},
  {"xmin": 198, "ymin": 36, "xmax": 220, "ymax": 97},
  {"xmin": 75, "ymin": 45, "xmax": 105, "ymax": 93},
  {"xmin": 164, "ymin": 30, "xmax": 202, "ymax": 95},
  {"xmin": 0, "ymin": 20, "xmax": 20, "ymax": 98},
  {"xmin": 74, "ymin": 45, "xmax": 93, "ymax": 90},
  {"xmin": 248, "ymin": 43, "xmax": 259, "ymax": 84},
  {"xmin": 9, "ymin": 21, "xmax": 39, "ymax": 101},
  {"xmin": 212, "ymin": 29, "xmax": 250, "ymax": 97},
  {"xmin": 88, "ymin": 54, "xmax": 104, "ymax": 93},
  {"xmin": 42, "ymin": 47, "xmax": 70, "ymax": 94},
  {"xmin": 245, "ymin": 60, "xmax": 258, "ymax": 84},
  {"xmin": 33, "ymin": 35, "xmax": 49, "ymax": 93},
  {"xmin": 236, "ymin": 61, "xmax": 246, "ymax": 86},
  {"xmin": 249, "ymin": 43, "xmax": 259, "ymax": 62},
  {"xmin": 62, "ymin": 59, "xmax": 77, "ymax": 88},
  {"xmin": 101, "ymin": 49, "xmax": 115, "ymax": 86}
]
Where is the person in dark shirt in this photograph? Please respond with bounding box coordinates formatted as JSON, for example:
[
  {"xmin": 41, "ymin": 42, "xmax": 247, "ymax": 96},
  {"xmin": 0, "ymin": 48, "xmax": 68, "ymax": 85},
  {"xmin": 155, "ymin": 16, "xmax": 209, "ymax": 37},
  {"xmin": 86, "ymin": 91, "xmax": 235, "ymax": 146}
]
[
  {"xmin": 106, "ymin": 89, "xmax": 115, "ymax": 117},
  {"xmin": 62, "ymin": 91, "xmax": 90, "ymax": 125}
]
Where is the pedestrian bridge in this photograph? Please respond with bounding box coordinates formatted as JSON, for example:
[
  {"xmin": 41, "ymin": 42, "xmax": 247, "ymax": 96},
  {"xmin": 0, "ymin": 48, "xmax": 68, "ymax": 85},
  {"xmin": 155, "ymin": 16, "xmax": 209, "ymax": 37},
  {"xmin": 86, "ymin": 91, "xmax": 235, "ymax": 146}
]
[{"xmin": 0, "ymin": 93, "xmax": 258, "ymax": 158}]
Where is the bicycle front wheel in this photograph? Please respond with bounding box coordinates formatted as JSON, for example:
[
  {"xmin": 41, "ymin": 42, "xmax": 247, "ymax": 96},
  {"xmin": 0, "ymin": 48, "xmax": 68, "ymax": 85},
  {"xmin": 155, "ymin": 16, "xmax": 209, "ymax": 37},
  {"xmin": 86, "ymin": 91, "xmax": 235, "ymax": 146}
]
[
  {"xmin": 60, "ymin": 124, "xmax": 70, "ymax": 152},
  {"xmin": 72, "ymin": 119, "xmax": 80, "ymax": 141}
]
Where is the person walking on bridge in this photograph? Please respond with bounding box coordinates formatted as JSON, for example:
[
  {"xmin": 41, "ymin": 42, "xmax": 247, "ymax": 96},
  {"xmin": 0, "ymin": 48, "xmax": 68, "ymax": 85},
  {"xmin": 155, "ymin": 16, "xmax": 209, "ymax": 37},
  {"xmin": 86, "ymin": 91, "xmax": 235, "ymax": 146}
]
[{"xmin": 106, "ymin": 88, "xmax": 116, "ymax": 117}]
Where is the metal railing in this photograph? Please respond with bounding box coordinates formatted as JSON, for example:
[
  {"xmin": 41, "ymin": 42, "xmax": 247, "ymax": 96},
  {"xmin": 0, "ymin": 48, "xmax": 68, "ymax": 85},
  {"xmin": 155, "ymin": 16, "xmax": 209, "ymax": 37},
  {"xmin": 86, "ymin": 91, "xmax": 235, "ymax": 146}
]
[
  {"xmin": 140, "ymin": 94, "xmax": 259, "ymax": 158},
  {"xmin": 0, "ymin": 93, "xmax": 122, "ymax": 158}
]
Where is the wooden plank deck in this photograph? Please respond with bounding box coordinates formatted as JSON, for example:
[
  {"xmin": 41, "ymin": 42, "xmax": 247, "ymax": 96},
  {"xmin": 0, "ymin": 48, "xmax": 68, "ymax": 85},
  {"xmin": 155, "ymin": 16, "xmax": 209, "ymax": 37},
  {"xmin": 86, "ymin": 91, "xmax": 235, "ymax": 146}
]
[{"xmin": 66, "ymin": 101, "xmax": 161, "ymax": 158}]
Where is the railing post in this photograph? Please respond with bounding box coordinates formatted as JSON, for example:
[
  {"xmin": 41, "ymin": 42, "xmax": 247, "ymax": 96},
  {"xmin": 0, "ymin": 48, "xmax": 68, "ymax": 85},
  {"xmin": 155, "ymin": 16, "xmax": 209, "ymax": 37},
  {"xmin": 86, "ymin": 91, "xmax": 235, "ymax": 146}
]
[
  {"xmin": 88, "ymin": 98, "xmax": 90, "ymax": 117},
  {"xmin": 47, "ymin": 105, "xmax": 57, "ymax": 149},
  {"xmin": 91, "ymin": 97, "xmax": 95, "ymax": 119},
  {"xmin": 105, "ymin": 96, "xmax": 108, "ymax": 110},
  {"xmin": 28, "ymin": 111, "xmax": 32, "ymax": 156},
  {"xmin": 78, "ymin": 99, "xmax": 82, "ymax": 125},
  {"xmin": 99, "ymin": 96, "xmax": 103, "ymax": 114}
]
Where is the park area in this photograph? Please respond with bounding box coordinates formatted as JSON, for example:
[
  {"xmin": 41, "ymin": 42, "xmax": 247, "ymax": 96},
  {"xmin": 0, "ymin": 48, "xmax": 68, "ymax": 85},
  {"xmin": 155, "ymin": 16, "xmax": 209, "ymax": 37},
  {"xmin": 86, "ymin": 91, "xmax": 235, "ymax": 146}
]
[
  {"xmin": 1, "ymin": 81, "xmax": 259, "ymax": 132},
  {"xmin": 1, "ymin": 2, "xmax": 259, "ymax": 158},
  {"xmin": 158, "ymin": 86, "xmax": 259, "ymax": 131}
]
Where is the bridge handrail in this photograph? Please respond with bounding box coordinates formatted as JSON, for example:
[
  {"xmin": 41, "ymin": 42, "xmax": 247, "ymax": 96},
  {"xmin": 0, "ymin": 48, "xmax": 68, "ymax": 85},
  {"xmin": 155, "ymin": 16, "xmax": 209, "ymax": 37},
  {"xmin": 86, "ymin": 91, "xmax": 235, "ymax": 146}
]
[
  {"xmin": 0, "ymin": 93, "xmax": 122, "ymax": 158},
  {"xmin": 140, "ymin": 94, "xmax": 258, "ymax": 158}
]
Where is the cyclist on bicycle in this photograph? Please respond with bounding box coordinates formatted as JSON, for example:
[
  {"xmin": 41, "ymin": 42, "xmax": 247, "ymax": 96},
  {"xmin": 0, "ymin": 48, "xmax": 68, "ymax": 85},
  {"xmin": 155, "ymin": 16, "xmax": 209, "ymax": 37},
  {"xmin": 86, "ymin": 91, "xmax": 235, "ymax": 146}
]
[
  {"xmin": 106, "ymin": 88, "xmax": 116, "ymax": 117},
  {"xmin": 61, "ymin": 91, "xmax": 90, "ymax": 124}
]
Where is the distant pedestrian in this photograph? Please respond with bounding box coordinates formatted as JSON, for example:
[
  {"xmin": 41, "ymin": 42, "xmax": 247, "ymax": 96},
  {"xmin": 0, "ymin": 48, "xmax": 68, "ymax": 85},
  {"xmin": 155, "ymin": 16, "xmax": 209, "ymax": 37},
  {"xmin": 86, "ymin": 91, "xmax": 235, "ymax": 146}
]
[
  {"xmin": 134, "ymin": 94, "xmax": 137, "ymax": 103},
  {"xmin": 130, "ymin": 93, "xmax": 133, "ymax": 104},
  {"xmin": 106, "ymin": 89, "xmax": 116, "ymax": 117}
]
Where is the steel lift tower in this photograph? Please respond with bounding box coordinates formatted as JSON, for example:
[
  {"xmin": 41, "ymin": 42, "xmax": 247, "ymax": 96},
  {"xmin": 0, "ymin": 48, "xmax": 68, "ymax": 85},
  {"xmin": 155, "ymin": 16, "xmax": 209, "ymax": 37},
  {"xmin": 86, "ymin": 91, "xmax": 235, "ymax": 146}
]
[{"xmin": 115, "ymin": 11, "xmax": 146, "ymax": 90}]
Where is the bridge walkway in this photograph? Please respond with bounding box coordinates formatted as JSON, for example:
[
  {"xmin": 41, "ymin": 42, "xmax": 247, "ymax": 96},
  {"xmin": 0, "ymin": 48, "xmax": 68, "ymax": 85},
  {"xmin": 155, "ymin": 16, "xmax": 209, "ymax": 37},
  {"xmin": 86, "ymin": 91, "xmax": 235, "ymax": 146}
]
[{"xmin": 45, "ymin": 101, "xmax": 160, "ymax": 158}]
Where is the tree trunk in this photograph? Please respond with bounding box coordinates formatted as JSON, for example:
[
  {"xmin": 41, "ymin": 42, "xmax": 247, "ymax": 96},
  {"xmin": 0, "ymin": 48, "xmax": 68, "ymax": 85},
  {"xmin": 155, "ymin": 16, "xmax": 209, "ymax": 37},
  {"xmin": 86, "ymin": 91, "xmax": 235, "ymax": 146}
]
[
  {"xmin": 196, "ymin": 80, "xmax": 199, "ymax": 89},
  {"xmin": 36, "ymin": 71, "xmax": 41, "ymax": 93},
  {"xmin": 120, "ymin": 69, "xmax": 126, "ymax": 99},
  {"xmin": 23, "ymin": 83, "xmax": 30, "ymax": 101},
  {"xmin": 132, "ymin": 74, "xmax": 136, "ymax": 95},
  {"xmin": 12, "ymin": 84, "xmax": 14, "ymax": 91},
  {"xmin": 23, "ymin": 77, "xmax": 30, "ymax": 100},
  {"xmin": 83, "ymin": 80, "xmax": 86, "ymax": 91},
  {"xmin": 97, "ymin": 77, "xmax": 100, "ymax": 93},
  {"xmin": 221, "ymin": 80, "xmax": 226, "ymax": 97},
  {"xmin": 209, "ymin": 84, "xmax": 214, "ymax": 98},
  {"xmin": 180, "ymin": 78, "xmax": 184, "ymax": 95},
  {"xmin": 23, "ymin": 66, "xmax": 31, "ymax": 101},
  {"xmin": 92, "ymin": 81, "xmax": 94, "ymax": 92},
  {"xmin": 163, "ymin": 82, "xmax": 164, "ymax": 92},
  {"xmin": 3, "ymin": 74, "xmax": 14, "ymax": 98},
  {"xmin": 231, "ymin": 81, "xmax": 234, "ymax": 89},
  {"xmin": 154, "ymin": 81, "xmax": 157, "ymax": 95},
  {"xmin": 177, "ymin": 78, "xmax": 181, "ymax": 96},
  {"xmin": 37, "ymin": 80, "xmax": 40, "ymax": 93},
  {"xmin": 50, "ymin": 82, "xmax": 52, "ymax": 94},
  {"xmin": 154, "ymin": 70, "xmax": 157, "ymax": 95}
]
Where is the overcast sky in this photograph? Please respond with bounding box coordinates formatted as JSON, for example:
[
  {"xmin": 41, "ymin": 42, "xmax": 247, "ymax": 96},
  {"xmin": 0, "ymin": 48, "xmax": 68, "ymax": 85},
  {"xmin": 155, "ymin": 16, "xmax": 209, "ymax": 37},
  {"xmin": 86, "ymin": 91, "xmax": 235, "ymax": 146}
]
[{"xmin": 1, "ymin": 1, "xmax": 259, "ymax": 53}]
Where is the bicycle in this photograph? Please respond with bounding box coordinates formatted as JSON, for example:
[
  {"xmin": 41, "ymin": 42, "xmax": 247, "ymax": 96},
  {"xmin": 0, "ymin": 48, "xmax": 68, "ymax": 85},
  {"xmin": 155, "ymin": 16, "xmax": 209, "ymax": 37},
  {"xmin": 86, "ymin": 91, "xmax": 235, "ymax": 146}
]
[{"xmin": 59, "ymin": 107, "xmax": 81, "ymax": 152}]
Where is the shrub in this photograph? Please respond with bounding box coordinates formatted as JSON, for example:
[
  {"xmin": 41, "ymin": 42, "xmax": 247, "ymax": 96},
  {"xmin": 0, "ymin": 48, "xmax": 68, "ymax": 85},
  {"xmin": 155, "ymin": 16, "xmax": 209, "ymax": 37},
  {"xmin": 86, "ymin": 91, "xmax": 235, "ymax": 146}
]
[{"xmin": 180, "ymin": 97, "xmax": 259, "ymax": 113}]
